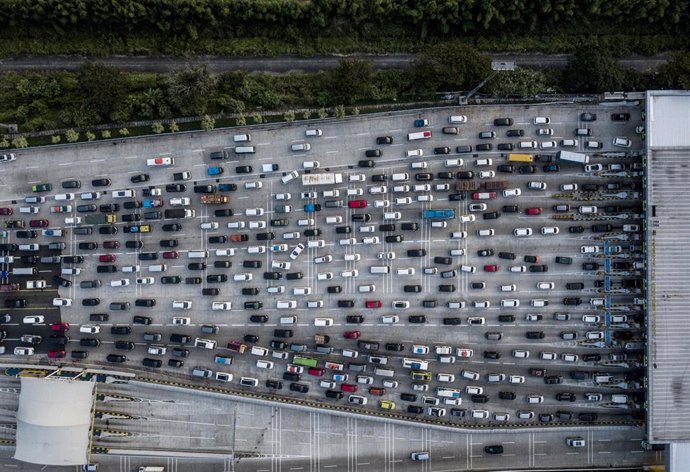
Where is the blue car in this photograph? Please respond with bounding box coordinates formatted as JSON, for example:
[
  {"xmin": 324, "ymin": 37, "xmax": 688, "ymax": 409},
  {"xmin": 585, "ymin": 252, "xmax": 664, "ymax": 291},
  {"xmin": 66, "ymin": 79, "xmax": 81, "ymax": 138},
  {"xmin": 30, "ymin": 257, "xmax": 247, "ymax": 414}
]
[
  {"xmin": 304, "ymin": 203, "xmax": 321, "ymax": 213},
  {"xmin": 207, "ymin": 166, "xmax": 224, "ymax": 176},
  {"xmin": 218, "ymin": 183, "xmax": 237, "ymax": 192},
  {"xmin": 414, "ymin": 119, "xmax": 429, "ymax": 127},
  {"xmin": 143, "ymin": 199, "xmax": 155, "ymax": 208},
  {"xmin": 333, "ymin": 373, "xmax": 348, "ymax": 382}
]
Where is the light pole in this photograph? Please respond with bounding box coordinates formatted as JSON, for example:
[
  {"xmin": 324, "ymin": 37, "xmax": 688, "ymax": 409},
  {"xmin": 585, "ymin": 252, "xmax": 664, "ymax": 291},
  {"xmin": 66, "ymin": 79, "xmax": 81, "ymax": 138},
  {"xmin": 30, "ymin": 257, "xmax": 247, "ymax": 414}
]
[{"xmin": 459, "ymin": 61, "xmax": 515, "ymax": 105}]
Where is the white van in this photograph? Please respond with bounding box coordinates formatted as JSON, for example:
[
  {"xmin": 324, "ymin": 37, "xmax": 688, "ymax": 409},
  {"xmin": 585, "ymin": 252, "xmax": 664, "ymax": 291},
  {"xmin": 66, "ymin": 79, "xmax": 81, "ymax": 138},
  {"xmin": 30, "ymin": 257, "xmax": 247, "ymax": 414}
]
[
  {"xmin": 281, "ymin": 170, "xmax": 299, "ymax": 184},
  {"xmin": 79, "ymin": 325, "xmax": 100, "ymax": 334},
  {"xmin": 449, "ymin": 115, "xmax": 467, "ymax": 124},
  {"xmin": 518, "ymin": 141, "xmax": 537, "ymax": 149},
  {"xmin": 257, "ymin": 360, "xmax": 274, "ymax": 369},
  {"xmin": 235, "ymin": 146, "xmax": 256, "ymax": 154},
  {"xmin": 406, "ymin": 149, "xmax": 423, "ymax": 157},
  {"xmin": 233, "ymin": 133, "xmax": 251, "ymax": 142},
  {"xmin": 188, "ymin": 250, "xmax": 209, "ymax": 259},
  {"xmin": 444, "ymin": 158, "xmax": 463, "ymax": 167},
  {"xmin": 392, "ymin": 173, "xmax": 409, "ymax": 182},
  {"xmin": 370, "ymin": 266, "xmax": 390, "ymax": 274},
  {"xmin": 460, "ymin": 265, "xmax": 476, "ymax": 273},
  {"xmin": 314, "ymin": 318, "xmax": 333, "ymax": 326},
  {"xmin": 251, "ymin": 346, "xmax": 269, "ymax": 356},
  {"xmin": 172, "ymin": 300, "xmax": 192, "ymax": 310},
  {"xmin": 280, "ymin": 316, "xmax": 297, "ymax": 325},
  {"xmin": 277, "ymin": 300, "xmax": 297, "ymax": 309},
  {"xmin": 358, "ymin": 284, "xmax": 375, "ymax": 293},
  {"xmin": 212, "ymin": 302, "xmax": 232, "ymax": 310},
  {"xmin": 112, "ymin": 189, "xmax": 135, "ymax": 198},
  {"xmin": 54, "ymin": 193, "xmax": 75, "ymax": 201},
  {"xmin": 148, "ymin": 264, "xmax": 167, "ymax": 272}
]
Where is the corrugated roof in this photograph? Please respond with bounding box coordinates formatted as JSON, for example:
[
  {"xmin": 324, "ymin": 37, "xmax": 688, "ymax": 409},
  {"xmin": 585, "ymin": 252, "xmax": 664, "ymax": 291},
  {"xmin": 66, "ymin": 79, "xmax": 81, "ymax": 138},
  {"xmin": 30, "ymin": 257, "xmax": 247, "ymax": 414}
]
[{"xmin": 646, "ymin": 91, "xmax": 690, "ymax": 443}]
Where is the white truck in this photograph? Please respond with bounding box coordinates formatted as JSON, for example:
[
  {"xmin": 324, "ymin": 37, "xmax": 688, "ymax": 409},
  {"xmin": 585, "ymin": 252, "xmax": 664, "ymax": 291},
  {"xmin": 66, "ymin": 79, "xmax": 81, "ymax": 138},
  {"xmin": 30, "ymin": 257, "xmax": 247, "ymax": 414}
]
[
  {"xmin": 147, "ymin": 156, "xmax": 174, "ymax": 167},
  {"xmin": 556, "ymin": 150, "xmax": 590, "ymax": 165},
  {"xmin": 408, "ymin": 130, "xmax": 432, "ymax": 141},
  {"xmin": 301, "ymin": 173, "xmax": 343, "ymax": 186}
]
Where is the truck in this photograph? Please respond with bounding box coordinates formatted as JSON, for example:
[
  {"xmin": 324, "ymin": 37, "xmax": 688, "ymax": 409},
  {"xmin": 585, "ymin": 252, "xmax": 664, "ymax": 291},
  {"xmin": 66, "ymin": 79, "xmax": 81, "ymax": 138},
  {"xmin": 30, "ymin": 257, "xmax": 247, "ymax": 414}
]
[
  {"xmin": 408, "ymin": 130, "xmax": 432, "ymax": 141},
  {"xmin": 147, "ymin": 156, "xmax": 174, "ymax": 167},
  {"xmin": 0, "ymin": 283, "xmax": 20, "ymax": 292},
  {"xmin": 85, "ymin": 214, "xmax": 116, "ymax": 225},
  {"xmin": 200, "ymin": 194, "xmax": 229, "ymax": 204},
  {"xmin": 556, "ymin": 150, "xmax": 590, "ymax": 165},
  {"xmin": 314, "ymin": 334, "xmax": 331, "ymax": 344},
  {"xmin": 301, "ymin": 173, "xmax": 343, "ymax": 186},
  {"xmin": 436, "ymin": 387, "xmax": 461, "ymax": 399},
  {"xmin": 227, "ymin": 340, "xmax": 247, "ymax": 353},
  {"xmin": 422, "ymin": 209, "xmax": 455, "ymax": 220},
  {"xmin": 214, "ymin": 355, "xmax": 233, "ymax": 365},
  {"xmin": 483, "ymin": 180, "xmax": 509, "ymax": 190},
  {"xmin": 455, "ymin": 181, "xmax": 480, "ymax": 192},
  {"xmin": 164, "ymin": 209, "xmax": 195, "ymax": 219},
  {"xmin": 173, "ymin": 171, "xmax": 191, "ymax": 181}
]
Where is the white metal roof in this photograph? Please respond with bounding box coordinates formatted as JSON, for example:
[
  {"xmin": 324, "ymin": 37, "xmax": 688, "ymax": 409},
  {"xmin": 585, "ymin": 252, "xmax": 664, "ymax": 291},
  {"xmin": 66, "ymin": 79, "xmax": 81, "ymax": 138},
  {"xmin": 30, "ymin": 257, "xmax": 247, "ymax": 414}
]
[
  {"xmin": 13, "ymin": 376, "xmax": 95, "ymax": 465},
  {"xmin": 648, "ymin": 91, "xmax": 690, "ymax": 148}
]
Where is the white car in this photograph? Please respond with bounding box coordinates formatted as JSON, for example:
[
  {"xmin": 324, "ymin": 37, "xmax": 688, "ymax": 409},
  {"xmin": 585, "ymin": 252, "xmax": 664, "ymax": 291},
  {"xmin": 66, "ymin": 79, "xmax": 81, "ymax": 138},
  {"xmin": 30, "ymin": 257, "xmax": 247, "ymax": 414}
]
[
  {"xmin": 23, "ymin": 315, "xmax": 45, "ymax": 324},
  {"xmin": 581, "ymin": 246, "xmax": 600, "ymax": 254},
  {"xmin": 527, "ymin": 395, "xmax": 544, "ymax": 404},
  {"xmin": 248, "ymin": 246, "xmax": 266, "ymax": 254},
  {"xmin": 513, "ymin": 228, "xmax": 533, "ymax": 237},
  {"xmin": 110, "ymin": 279, "xmax": 130, "ymax": 287},
  {"xmin": 540, "ymin": 140, "xmax": 557, "ymax": 149},
  {"xmin": 136, "ymin": 277, "xmax": 154, "ymax": 285},
  {"xmin": 437, "ymin": 373, "xmax": 455, "ymax": 383},
  {"xmin": 537, "ymin": 282, "xmax": 555, "ymax": 290},
  {"xmin": 509, "ymin": 375, "xmax": 525, "ymax": 384},
  {"xmin": 283, "ymin": 231, "xmax": 300, "ymax": 239},
  {"xmin": 377, "ymin": 252, "xmax": 395, "ymax": 260},
  {"xmin": 374, "ymin": 200, "xmax": 390, "ymax": 208},
  {"xmin": 413, "ymin": 345, "xmax": 429, "ymax": 354},
  {"xmin": 382, "ymin": 315, "xmax": 400, "ymax": 324},
  {"xmin": 349, "ymin": 174, "xmax": 366, "ymax": 182},
  {"xmin": 527, "ymin": 181, "xmax": 547, "ymax": 190},
  {"xmin": 369, "ymin": 186, "xmax": 387, "ymax": 194},
  {"xmin": 460, "ymin": 214, "xmax": 476, "ymax": 223},
  {"xmin": 305, "ymin": 128, "xmax": 322, "ymax": 137},
  {"xmin": 472, "ymin": 301, "xmax": 490, "ymax": 308},
  {"xmin": 395, "ymin": 197, "xmax": 412, "ymax": 205},
  {"xmin": 172, "ymin": 317, "xmax": 191, "ymax": 325},
  {"xmin": 475, "ymin": 158, "xmax": 492, "ymax": 166},
  {"xmin": 314, "ymin": 255, "xmax": 333, "ymax": 264},
  {"xmin": 583, "ymin": 315, "xmax": 601, "ymax": 323},
  {"xmin": 289, "ymin": 243, "xmax": 305, "ymax": 260},
  {"xmin": 212, "ymin": 302, "xmax": 232, "ymax": 310},
  {"xmin": 52, "ymin": 298, "xmax": 72, "ymax": 306},
  {"xmin": 612, "ymin": 137, "xmax": 632, "ymax": 148},
  {"xmin": 434, "ymin": 184, "xmax": 450, "ymax": 191},
  {"xmin": 233, "ymin": 273, "xmax": 252, "ymax": 281},
  {"xmin": 540, "ymin": 352, "xmax": 557, "ymax": 360},
  {"xmin": 502, "ymin": 188, "xmax": 521, "ymax": 197},
  {"xmin": 560, "ymin": 183, "xmax": 578, "ymax": 191},
  {"xmin": 275, "ymin": 193, "xmax": 291, "ymax": 200},
  {"xmin": 584, "ymin": 163, "xmax": 603, "ymax": 172},
  {"xmin": 397, "ymin": 268, "xmax": 415, "ymax": 276},
  {"xmin": 200, "ymin": 221, "xmax": 219, "ymax": 230},
  {"xmin": 562, "ymin": 353, "xmax": 579, "ymax": 362},
  {"xmin": 478, "ymin": 170, "xmax": 495, "ymax": 179},
  {"xmin": 468, "ymin": 203, "xmax": 487, "ymax": 212},
  {"xmin": 245, "ymin": 208, "xmax": 264, "ymax": 216},
  {"xmin": 362, "ymin": 237, "xmax": 379, "ymax": 244},
  {"xmin": 248, "ymin": 221, "xmax": 266, "ymax": 229},
  {"xmin": 317, "ymin": 272, "xmax": 333, "ymax": 281},
  {"xmin": 341, "ymin": 270, "xmax": 359, "ymax": 278},
  {"xmin": 509, "ymin": 265, "xmax": 527, "ymax": 273},
  {"xmin": 541, "ymin": 226, "xmax": 559, "ymax": 235},
  {"xmin": 579, "ymin": 205, "xmax": 598, "ymax": 214}
]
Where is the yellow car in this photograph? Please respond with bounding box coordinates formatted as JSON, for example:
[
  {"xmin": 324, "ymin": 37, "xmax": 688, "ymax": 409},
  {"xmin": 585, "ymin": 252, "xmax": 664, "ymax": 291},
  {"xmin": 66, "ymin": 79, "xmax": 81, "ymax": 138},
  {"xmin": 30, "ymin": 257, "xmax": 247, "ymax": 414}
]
[
  {"xmin": 379, "ymin": 400, "xmax": 396, "ymax": 410},
  {"xmin": 410, "ymin": 370, "xmax": 432, "ymax": 381}
]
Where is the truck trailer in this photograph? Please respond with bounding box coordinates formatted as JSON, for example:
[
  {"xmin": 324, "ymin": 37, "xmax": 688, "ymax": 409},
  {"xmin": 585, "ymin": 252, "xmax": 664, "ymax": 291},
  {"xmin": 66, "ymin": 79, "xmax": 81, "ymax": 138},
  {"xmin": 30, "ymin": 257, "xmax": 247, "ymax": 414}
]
[{"xmin": 556, "ymin": 150, "xmax": 590, "ymax": 165}]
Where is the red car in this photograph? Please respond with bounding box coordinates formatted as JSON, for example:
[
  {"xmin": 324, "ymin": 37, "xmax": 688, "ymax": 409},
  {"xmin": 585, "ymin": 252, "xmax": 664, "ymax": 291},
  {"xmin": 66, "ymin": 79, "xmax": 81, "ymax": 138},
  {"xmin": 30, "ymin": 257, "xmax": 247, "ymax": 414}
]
[
  {"xmin": 307, "ymin": 367, "xmax": 325, "ymax": 377},
  {"xmin": 99, "ymin": 254, "xmax": 116, "ymax": 263},
  {"xmin": 365, "ymin": 300, "xmax": 382, "ymax": 309},
  {"xmin": 341, "ymin": 383, "xmax": 358, "ymax": 393},
  {"xmin": 0, "ymin": 207, "xmax": 13, "ymax": 216},
  {"xmin": 471, "ymin": 192, "xmax": 497, "ymax": 200},
  {"xmin": 48, "ymin": 349, "xmax": 66, "ymax": 359},
  {"xmin": 343, "ymin": 330, "xmax": 361, "ymax": 340},
  {"xmin": 103, "ymin": 240, "xmax": 121, "ymax": 249},
  {"xmin": 525, "ymin": 207, "xmax": 543, "ymax": 216},
  {"xmin": 484, "ymin": 264, "xmax": 499, "ymax": 272},
  {"xmin": 348, "ymin": 199, "xmax": 367, "ymax": 209},
  {"xmin": 162, "ymin": 251, "xmax": 179, "ymax": 259},
  {"xmin": 29, "ymin": 219, "xmax": 49, "ymax": 228},
  {"xmin": 50, "ymin": 323, "xmax": 70, "ymax": 332}
]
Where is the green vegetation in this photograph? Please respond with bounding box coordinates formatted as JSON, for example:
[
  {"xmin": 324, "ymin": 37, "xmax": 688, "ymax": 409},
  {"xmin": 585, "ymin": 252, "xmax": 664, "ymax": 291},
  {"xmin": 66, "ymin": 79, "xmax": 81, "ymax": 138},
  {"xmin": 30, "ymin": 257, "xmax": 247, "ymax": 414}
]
[
  {"xmin": 0, "ymin": 1, "xmax": 688, "ymax": 57},
  {"xmin": 1, "ymin": 44, "xmax": 689, "ymax": 148}
]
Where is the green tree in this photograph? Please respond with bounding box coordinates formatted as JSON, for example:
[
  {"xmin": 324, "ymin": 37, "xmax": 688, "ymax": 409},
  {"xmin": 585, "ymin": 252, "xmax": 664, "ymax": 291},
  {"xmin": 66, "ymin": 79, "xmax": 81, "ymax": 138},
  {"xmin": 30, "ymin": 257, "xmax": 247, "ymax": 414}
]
[
  {"xmin": 487, "ymin": 68, "xmax": 549, "ymax": 97},
  {"xmin": 236, "ymin": 113, "xmax": 247, "ymax": 126},
  {"xmin": 167, "ymin": 65, "xmax": 215, "ymax": 116},
  {"xmin": 657, "ymin": 52, "xmax": 690, "ymax": 89},
  {"xmin": 284, "ymin": 110, "xmax": 295, "ymax": 122},
  {"xmin": 85, "ymin": 131, "xmax": 96, "ymax": 141},
  {"xmin": 317, "ymin": 108, "xmax": 328, "ymax": 119},
  {"xmin": 410, "ymin": 44, "xmax": 491, "ymax": 94},
  {"xmin": 201, "ymin": 115, "xmax": 215, "ymax": 130},
  {"xmin": 141, "ymin": 87, "xmax": 165, "ymax": 118},
  {"xmin": 51, "ymin": 135, "xmax": 61, "ymax": 144},
  {"xmin": 351, "ymin": 107, "xmax": 360, "ymax": 116},
  {"xmin": 77, "ymin": 62, "xmax": 129, "ymax": 121},
  {"xmin": 11, "ymin": 137, "xmax": 28, "ymax": 148},
  {"xmin": 119, "ymin": 128, "xmax": 129, "ymax": 136},
  {"xmin": 252, "ymin": 112, "xmax": 263, "ymax": 124},
  {"xmin": 101, "ymin": 130, "xmax": 111, "ymax": 139},
  {"xmin": 333, "ymin": 104, "xmax": 346, "ymax": 118},
  {"xmin": 327, "ymin": 59, "xmax": 374, "ymax": 105},
  {"xmin": 562, "ymin": 47, "xmax": 624, "ymax": 93},
  {"xmin": 169, "ymin": 121, "xmax": 180, "ymax": 133},
  {"xmin": 302, "ymin": 110, "xmax": 311, "ymax": 120},
  {"xmin": 65, "ymin": 129, "xmax": 80, "ymax": 142},
  {"xmin": 152, "ymin": 122, "xmax": 165, "ymax": 134}
]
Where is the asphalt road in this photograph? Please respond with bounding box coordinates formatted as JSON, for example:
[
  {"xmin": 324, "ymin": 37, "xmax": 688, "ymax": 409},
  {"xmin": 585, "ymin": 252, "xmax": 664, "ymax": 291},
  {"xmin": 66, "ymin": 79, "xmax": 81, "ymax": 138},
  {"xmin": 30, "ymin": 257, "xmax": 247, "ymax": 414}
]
[{"xmin": 0, "ymin": 53, "xmax": 669, "ymax": 73}]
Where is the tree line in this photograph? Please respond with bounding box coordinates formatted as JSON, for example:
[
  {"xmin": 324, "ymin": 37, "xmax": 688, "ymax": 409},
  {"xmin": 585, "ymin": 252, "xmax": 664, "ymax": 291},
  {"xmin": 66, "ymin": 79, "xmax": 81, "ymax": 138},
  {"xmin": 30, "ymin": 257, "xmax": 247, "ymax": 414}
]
[{"xmin": 1, "ymin": 0, "xmax": 688, "ymax": 41}]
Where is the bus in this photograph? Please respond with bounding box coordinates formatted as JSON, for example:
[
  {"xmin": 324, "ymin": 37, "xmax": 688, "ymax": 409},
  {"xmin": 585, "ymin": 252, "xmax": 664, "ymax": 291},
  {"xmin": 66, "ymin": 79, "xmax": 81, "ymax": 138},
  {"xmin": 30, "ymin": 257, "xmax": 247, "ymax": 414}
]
[
  {"xmin": 292, "ymin": 355, "xmax": 319, "ymax": 368},
  {"xmin": 507, "ymin": 153, "xmax": 534, "ymax": 163},
  {"xmin": 422, "ymin": 209, "xmax": 455, "ymax": 220}
]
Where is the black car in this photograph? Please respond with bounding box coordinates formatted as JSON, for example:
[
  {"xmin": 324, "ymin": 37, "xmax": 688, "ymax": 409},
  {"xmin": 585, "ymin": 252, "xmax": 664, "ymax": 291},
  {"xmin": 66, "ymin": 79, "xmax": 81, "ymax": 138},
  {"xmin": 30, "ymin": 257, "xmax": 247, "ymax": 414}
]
[
  {"xmin": 82, "ymin": 298, "xmax": 100, "ymax": 306},
  {"xmin": 529, "ymin": 264, "xmax": 548, "ymax": 272},
  {"xmin": 270, "ymin": 219, "xmax": 288, "ymax": 227},
  {"xmin": 449, "ymin": 193, "xmax": 464, "ymax": 201},
  {"xmin": 194, "ymin": 185, "xmax": 216, "ymax": 194},
  {"xmin": 358, "ymin": 160, "xmax": 375, "ymax": 168},
  {"xmin": 498, "ymin": 251, "xmax": 515, "ymax": 260},
  {"xmin": 351, "ymin": 214, "xmax": 371, "ymax": 222},
  {"xmin": 338, "ymin": 300, "xmax": 355, "ymax": 308},
  {"xmin": 242, "ymin": 288, "xmax": 259, "ymax": 296},
  {"xmin": 286, "ymin": 272, "xmax": 303, "ymax": 280},
  {"xmin": 79, "ymin": 338, "xmax": 100, "ymax": 347},
  {"xmin": 494, "ymin": 118, "xmax": 513, "ymax": 126},
  {"xmin": 266, "ymin": 380, "xmax": 283, "ymax": 390},
  {"xmin": 160, "ymin": 239, "xmax": 178, "ymax": 248},
  {"xmin": 456, "ymin": 171, "xmax": 474, "ymax": 179},
  {"xmin": 4, "ymin": 299, "xmax": 27, "ymax": 308},
  {"xmin": 555, "ymin": 256, "xmax": 572, "ymax": 264},
  {"xmin": 484, "ymin": 350, "xmax": 501, "ymax": 359},
  {"xmin": 376, "ymin": 136, "xmax": 393, "ymax": 145},
  {"xmin": 471, "ymin": 394, "xmax": 489, "ymax": 403},
  {"xmin": 139, "ymin": 252, "xmax": 158, "ymax": 261},
  {"xmin": 161, "ymin": 275, "xmax": 181, "ymax": 284},
  {"xmin": 290, "ymin": 383, "xmax": 309, "ymax": 393},
  {"xmin": 114, "ymin": 341, "xmax": 135, "ymax": 351},
  {"xmin": 556, "ymin": 392, "xmax": 577, "ymax": 402},
  {"xmin": 214, "ymin": 209, "xmax": 233, "ymax": 217},
  {"xmin": 16, "ymin": 230, "xmax": 37, "ymax": 239},
  {"xmin": 111, "ymin": 326, "xmax": 132, "ymax": 335},
  {"xmin": 497, "ymin": 164, "xmax": 514, "ymax": 173},
  {"xmin": 207, "ymin": 274, "xmax": 227, "ymax": 283},
  {"xmin": 135, "ymin": 298, "xmax": 156, "ymax": 307},
  {"xmin": 346, "ymin": 315, "xmax": 364, "ymax": 324},
  {"xmin": 385, "ymin": 235, "xmax": 403, "ymax": 243},
  {"xmin": 123, "ymin": 200, "xmax": 141, "ymax": 210},
  {"xmin": 71, "ymin": 351, "xmax": 88, "ymax": 359},
  {"xmin": 62, "ymin": 179, "xmax": 81, "ymax": 189},
  {"xmin": 483, "ymin": 211, "xmax": 500, "ymax": 220},
  {"xmin": 485, "ymin": 445, "xmax": 504, "ymax": 454},
  {"xmin": 582, "ymin": 353, "xmax": 601, "ymax": 362},
  {"xmin": 385, "ymin": 343, "xmax": 404, "ymax": 351},
  {"xmin": 92, "ymin": 178, "xmax": 111, "ymax": 187},
  {"xmin": 563, "ymin": 297, "xmax": 582, "ymax": 306},
  {"xmin": 611, "ymin": 113, "xmax": 630, "ymax": 121},
  {"xmin": 303, "ymin": 228, "xmax": 322, "ymax": 237},
  {"xmin": 214, "ymin": 260, "xmax": 231, "ymax": 268},
  {"xmin": 582, "ymin": 183, "xmax": 599, "ymax": 191},
  {"xmin": 166, "ymin": 184, "xmax": 186, "ymax": 193},
  {"xmin": 443, "ymin": 317, "xmax": 461, "ymax": 325},
  {"xmin": 99, "ymin": 226, "xmax": 118, "ymax": 235},
  {"xmin": 404, "ymin": 285, "xmax": 422, "ymax": 293},
  {"xmin": 106, "ymin": 354, "xmax": 126, "ymax": 363},
  {"xmin": 133, "ymin": 315, "xmax": 152, "ymax": 325},
  {"xmin": 53, "ymin": 275, "xmax": 72, "ymax": 288},
  {"xmin": 568, "ymin": 226, "xmax": 585, "ymax": 234},
  {"xmin": 408, "ymin": 249, "xmax": 426, "ymax": 257},
  {"xmin": 170, "ymin": 334, "xmax": 191, "ymax": 344},
  {"xmin": 506, "ymin": 129, "xmax": 524, "ymax": 137},
  {"xmin": 125, "ymin": 240, "xmax": 145, "ymax": 248},
  {"xmin": 498, "ymin": 391, "xmax": 515, "ymax": 401},
  {"xmin": 566, "ymin": 282, "xmax": 584, "ymax": 290},
  {"xmin": 251, "ymin": 315, "xmax": 269, "ymax": 323},
  {"xmin": 244, "ymin": 301, "xmax": 263, "ymax": 310},
  {"xmin": 476, "ymin": 143, "xmax": 492, "ymax": 152},
  {"xmin": 209, "ymin": 236, "xmax": 228, "ymax": 244},
  {"xmin": 526, "ymin": 331, "xmax": 545, "ymax": 339},
  {"xmin": 185, "ymin": 277, "xmax": 201, "ymax": 284},
  {"xmin": 336, "ymin": 225, "xmax": 353, "ymax": 234},
  {"xmin": 121, "ymin": 214, "xmax": 141, "ymax": 222},
  {"xmin": 498, "ymin": 315, "xmax": 515, "ymax": 323},
  {"xmin": 63, "ymin": 255, "xmax": 84, "ymax": 264},
  {"xmin": 244, "ymin": 334, "xmax": 259, "ymax": 343},
  {"xmin": 545, "ymin": 375, "xmax": 563, "ymax": 385},
  {"xmin": 497, "ymin": 143, "xmax": 513, "ymax": 151},
  {"xmin": 400, "ymin": 222, "xmax": 419, "ymax": 231},
  {"xmin": 581, "ymin": 112, "xmax": 597, "ymax": 121},
  {"xmin": 371, "ymin": 174, "xmax": 387, "ymax": 182},
  {"xmin": 518, "ymin": 165, "xmax": 536, "ymax": 174},
  {"xmin": 130, "ymin": 173, "xmax": 150, "ymax": 183},
  {"xmin": 236, "ymin": 165, "xmax": 252, "ymax": 174},
  {"xmin": 408, "ymin": 315, "xmax": 426, "ymax": 323},
  {"xmin": 578, "ymin": 412, "xmax": 598, "ymax": 422},
  {"xmin": 365, "ymin": 149, "xmax": 382, "ymax": 158},
  {"xmin": 415, "ymin": 173, "xmax": 432, "ymax": 181},
  {"xmin": 434, "ymin": 146, "xmax": 451, "ymax": 155}
]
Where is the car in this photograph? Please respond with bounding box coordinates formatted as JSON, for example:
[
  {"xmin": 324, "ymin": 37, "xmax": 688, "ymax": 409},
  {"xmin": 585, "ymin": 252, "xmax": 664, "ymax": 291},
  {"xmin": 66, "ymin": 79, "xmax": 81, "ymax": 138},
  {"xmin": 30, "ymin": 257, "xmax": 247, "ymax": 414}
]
[
  {"xmin": 485, "ymin": 445, "xmax": 504, "ymax": 454},
  {"xmin": 611, "ymin": 113, "xmax": 630, "ymax": 121}
]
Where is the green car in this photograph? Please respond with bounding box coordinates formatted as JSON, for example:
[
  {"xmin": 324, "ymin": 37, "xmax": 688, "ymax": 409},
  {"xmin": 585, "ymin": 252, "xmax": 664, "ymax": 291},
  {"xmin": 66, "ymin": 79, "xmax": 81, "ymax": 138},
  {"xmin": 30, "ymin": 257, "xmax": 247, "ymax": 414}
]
[{"xmin": 32, "ymin": 183, "xmax": 52, "ymax": 193}]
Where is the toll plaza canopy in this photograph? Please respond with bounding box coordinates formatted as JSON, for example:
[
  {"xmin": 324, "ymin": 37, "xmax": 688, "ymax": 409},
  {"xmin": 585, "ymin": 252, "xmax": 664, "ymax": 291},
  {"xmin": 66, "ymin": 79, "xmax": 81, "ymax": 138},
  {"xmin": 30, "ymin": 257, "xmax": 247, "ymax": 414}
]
[
  {"xmin": 14, "ymin": 376, "xmax": 95, "ymax": 465},
  {"xmin": 645, "ymin": 90, "xmax": 690, "ymax": 443}
]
